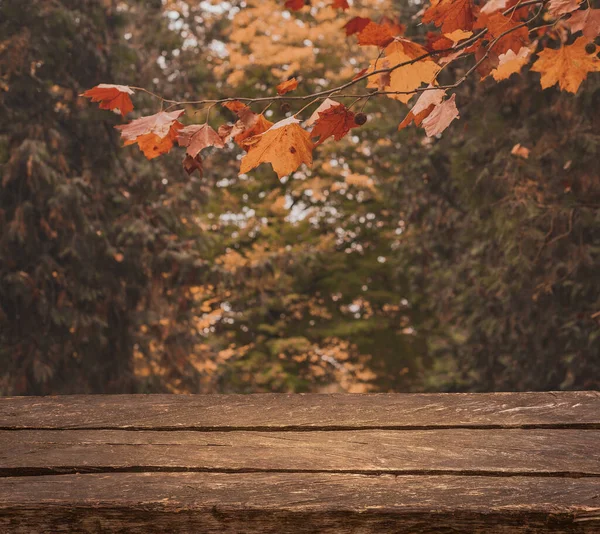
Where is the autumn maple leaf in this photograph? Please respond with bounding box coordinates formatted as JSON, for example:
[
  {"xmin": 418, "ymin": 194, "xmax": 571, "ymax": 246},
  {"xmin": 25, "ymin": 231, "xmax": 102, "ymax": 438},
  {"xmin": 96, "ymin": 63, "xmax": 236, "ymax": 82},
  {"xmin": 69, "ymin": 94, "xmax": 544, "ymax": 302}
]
[
  {"xmin": 240, "ymin": 117, "xmax": 313, "ymax": 178},
  {"xmin": 81, "ymin": 84, "xmax": 134, "ymax": 117},
  {"xmin": 235, "ymin": 114, "xmax": 274, "ymax": 148},
  {"xmin": 177, "ymin": 124, "xmax": 225, "ymax": 158},
  {"xmin": 398, "ymin": 87, "xmax": 446, "ymax": 130},
  {"xmin": 276, "ymin": 78, "xmax": 299, "ymax": 95},
  {"xmin": 357, "ymin": 21, "xmax": 399, "ymax": 47},
  {"xmin": 223, "ymin": 100, "xmax": 250, "ymax": 115},
  {"xmin": 344, "ymin": 17, "xmax": 371, "ymax": 36},
  {"xmin": 221, "ymin": 102, "xmax": 274, "ymax": 148},
  {"xmin": 115, "ymin": 109, "xmax": 184, "ymax": 159},
  {"xmin": 305, "ymin": 98, "xmax": 338, "ymax": 125},
  {"xmin": 421, "ymin": 94, "xmax": 460, "ymax": 136},
  {"xmin": 565, "ymin": 9, "xmax": 600, "ymax": 40},
  {"xmin": 481, "ymin": 0, "xmax": 509, "ymax": 14},
  {"xmin": 531, "ymin": 37, "xmax": 600, "ymax": 93},
  {"xmin": 310, "ymin": 103, "xmax": 358, "ymax": 145},
  {"xmin": 475, "ymin": 13, "xmax": 529, "ymax": 55},
  {"xmin": 547, "ymin": 0, "xmax": 582, "ymax": 17},
  {"xmin": 423, "ymin": 0, "xmax": 475, "ymax": 33},
  {"xmin": 368, "ymin": 39, "xmax": 441, "ymax": 104},
  {"xmin": 490, "ymin": 47, "xmax": 531, "ymax": 81},
  {"xmin": 444, "ymin": 29, "xmax": 473, "ymax": 43}
]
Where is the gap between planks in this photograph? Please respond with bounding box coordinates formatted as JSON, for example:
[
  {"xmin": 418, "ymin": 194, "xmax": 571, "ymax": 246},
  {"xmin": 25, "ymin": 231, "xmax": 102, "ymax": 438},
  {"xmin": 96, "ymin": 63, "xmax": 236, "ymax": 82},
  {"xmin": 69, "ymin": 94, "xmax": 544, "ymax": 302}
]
[
  {"xmin": 2, "ymin": 466, "xmax": 600, "ymax": 478},
  {"xmin": 2, "ymin": 423, "xmax": 600, "ymax": 431}
]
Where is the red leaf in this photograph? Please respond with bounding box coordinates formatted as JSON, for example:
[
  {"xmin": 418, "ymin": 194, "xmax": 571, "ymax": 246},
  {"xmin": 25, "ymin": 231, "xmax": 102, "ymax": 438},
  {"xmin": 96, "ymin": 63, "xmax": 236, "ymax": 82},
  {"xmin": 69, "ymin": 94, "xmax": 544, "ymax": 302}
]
[
  {"xmin": 310, "ymin": 103, "xmax": 359, "ymax": 145},
  {"xmin": 177, "ymin": 124, "xmax": 225, "ymax": 158},
  {"xmin": 285, "ymin": 0, "xmax": 305, "ymax": 10},
  {"xmin": 331, "ymin": 0, "xmax": 349, "ymax": 9},
  {"xmin": 344, "ymin": 17, "xmax": 371, "ymax": 36},
  {"xmin": 81, "ymin": 84, "xmax": 134, "ymax": 117}
]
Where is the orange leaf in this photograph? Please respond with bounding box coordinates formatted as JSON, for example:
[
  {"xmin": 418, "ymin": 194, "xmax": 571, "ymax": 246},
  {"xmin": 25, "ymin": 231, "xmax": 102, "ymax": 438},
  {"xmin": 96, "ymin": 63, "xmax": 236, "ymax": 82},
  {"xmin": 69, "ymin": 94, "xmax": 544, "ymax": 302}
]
[
  {"xmin": 423, "ymin": 0, "xmax": 475, "ymax": 33},
  {"xmin": 357, "ymin": 21, "xmax": 398, "ymax": 47},
  {"xmin": 422, "ymin": 94, "xmax": 460, "ymax": 137},
  {"xmin": 240, "ymin": 118, "xmax": 313, "ymax": 179},
  {"xmin": 125, "ymin": 127, "xmax": 181, "ymax": 160},
  {"xmin": 475, "ymin": 13, "xmax": 529, "ymax": 54},
  {"xmin": 177, "ymin": 124, "xmax": 225, "ymax": 158},
  {"xmin": 276, "ymin": 78, "xmax": 299, "ymax": 95},
  {"xmin": 531, "ymin": 37, "xmax": 600, "ymax": 93},
  {"xmin": 81, "ymin": 84, "xmax": 134, "ymax": 117},
  {"xmin": 222, "ymin": 103, "xmax": 273, "ymax": 147},
  {"xmin": 223, "ymin": 100, "xmax": 249, "ymax": 114},
  {"xmin": 511, "ymin": 143, "xmax": 530, "ymax": 158},
  {"xmin": 426, "ymin": 32, "xmax": 454, "ymax": 51},
  {"xmin": 234, "ymin": 114, "xmax": 274, "ymax": 149},
  {"xmin": 115, "ymin": 110, "xmax": 184, "ymax": 159},
  {"xmin": 310, "ymin": 103, "xmax": 358, "ymax": 145},
  {"xmin": 344, "ymin": 17, "xmax": 371, "ymax": 36}
]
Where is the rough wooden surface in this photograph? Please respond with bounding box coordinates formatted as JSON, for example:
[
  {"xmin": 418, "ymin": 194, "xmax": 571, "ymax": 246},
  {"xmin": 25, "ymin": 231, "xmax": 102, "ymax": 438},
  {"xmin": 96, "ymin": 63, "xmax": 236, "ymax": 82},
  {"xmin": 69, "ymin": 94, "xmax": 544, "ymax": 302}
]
[
  {"xmin": 1, "ymin": 473, "xmax": 600, "ymax": 533},
  {"xmin": 2, "ymin": 391, "xmax": 599, "ymax": 429},
  {"xmin": 2, "ymin": 428, "xmax": 599, "ymax": 476},
  {"xmin": 1, "ymin": 392, "xmax": 599, "ymax": 533}
]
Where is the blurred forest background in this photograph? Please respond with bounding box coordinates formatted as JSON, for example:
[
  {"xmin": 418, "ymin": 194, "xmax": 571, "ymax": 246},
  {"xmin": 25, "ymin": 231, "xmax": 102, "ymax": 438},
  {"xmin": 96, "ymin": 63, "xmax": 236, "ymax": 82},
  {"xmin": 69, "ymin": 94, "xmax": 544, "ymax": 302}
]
[{"xmin": 1, "ymin": 0, "xmax": 598, "ymax": 395}]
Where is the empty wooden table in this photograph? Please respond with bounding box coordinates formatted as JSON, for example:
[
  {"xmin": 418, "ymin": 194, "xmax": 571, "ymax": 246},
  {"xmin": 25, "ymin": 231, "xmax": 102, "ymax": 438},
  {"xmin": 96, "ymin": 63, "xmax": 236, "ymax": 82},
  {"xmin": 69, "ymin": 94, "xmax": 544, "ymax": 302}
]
[{"xmin": 1, "ymin": 392, "xmax": 599, "ymax": 532}]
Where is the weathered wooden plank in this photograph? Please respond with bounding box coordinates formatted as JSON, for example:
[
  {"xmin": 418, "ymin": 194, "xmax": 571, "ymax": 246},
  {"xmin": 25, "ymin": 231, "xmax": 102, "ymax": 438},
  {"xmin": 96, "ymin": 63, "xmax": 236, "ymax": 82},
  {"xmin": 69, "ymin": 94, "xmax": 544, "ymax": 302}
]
[
  {"xmin": 1, "ymin": 473, "xmax": 599, "ymax": 533},
  {"xmin": 1, "ymin": 428, "xmax": 599, "ymax": 476},
  {"xmin": 1, "ymin": 392, "xmax": 599, "ymax": 430}
]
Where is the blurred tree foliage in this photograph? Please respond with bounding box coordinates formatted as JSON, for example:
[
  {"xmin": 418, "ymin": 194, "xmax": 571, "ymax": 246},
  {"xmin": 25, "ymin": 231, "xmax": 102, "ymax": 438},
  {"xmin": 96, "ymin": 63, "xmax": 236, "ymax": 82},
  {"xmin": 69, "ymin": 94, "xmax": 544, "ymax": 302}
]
[{"xmin": 1, "ymin": 0, "xmax": 598, "ymax": 394}]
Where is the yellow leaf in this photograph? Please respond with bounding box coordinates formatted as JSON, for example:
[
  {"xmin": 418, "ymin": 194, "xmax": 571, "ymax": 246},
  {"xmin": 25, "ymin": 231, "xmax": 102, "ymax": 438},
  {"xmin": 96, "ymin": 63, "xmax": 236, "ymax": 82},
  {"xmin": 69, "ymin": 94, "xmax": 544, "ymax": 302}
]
[
  {"xmin": 490, "ymin": 47, "xmax": 531, "ymax": 81},
  {"xmin": 368, "ymin": 40, "xmax": 441, "ymax": 104},
  {"xmin": 443, "ymin": 29, "xmax": 473, "ymax": 43}
]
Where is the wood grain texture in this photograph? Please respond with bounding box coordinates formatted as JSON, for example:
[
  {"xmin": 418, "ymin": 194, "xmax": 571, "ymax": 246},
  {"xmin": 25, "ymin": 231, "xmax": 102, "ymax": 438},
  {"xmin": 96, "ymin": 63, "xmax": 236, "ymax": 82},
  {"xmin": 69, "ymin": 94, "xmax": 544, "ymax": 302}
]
[
  {"xmin": 1, "ymin": 391, "xmax": 599, "ymax": 430},
  {"xmin": 3, "ymin": 393, "xmax": 600, "ymax": 533},
  {"xmin": 1, "ymin": 472, "xmax": 599, "ymax": 533},
  {"xmin": 1, "ymin": 428, "xmax": 599, "ymax": 477}
]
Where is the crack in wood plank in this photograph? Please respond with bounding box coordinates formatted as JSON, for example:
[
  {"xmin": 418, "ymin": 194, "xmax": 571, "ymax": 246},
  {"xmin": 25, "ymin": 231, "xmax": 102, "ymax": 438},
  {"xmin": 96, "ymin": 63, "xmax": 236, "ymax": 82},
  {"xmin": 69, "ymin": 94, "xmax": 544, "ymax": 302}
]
[{"xmin": 2, "ymin": 466, "xmax": 600, "ymax": 478}]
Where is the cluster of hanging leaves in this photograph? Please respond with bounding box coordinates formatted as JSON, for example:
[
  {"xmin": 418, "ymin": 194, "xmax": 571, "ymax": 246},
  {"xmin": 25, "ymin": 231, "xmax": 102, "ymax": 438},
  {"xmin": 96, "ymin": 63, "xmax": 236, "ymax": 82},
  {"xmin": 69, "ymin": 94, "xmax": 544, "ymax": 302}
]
[{"xmin": 81, "ymin": 0, "xmax": 600, "ymax": 179}]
